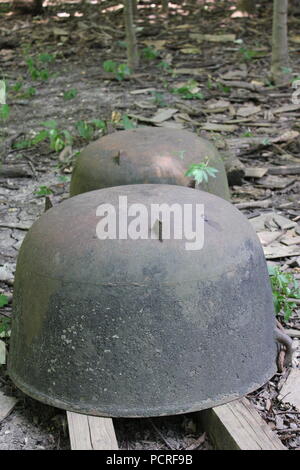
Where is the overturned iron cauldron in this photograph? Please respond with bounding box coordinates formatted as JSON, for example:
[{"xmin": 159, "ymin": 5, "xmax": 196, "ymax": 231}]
[
  {"xmin": 9, "ymin": 185, "xmax": 279, "ymax": 417},
  {"xmin": 70, "ymin": 128, "xmax": 231, "ymax": 200}
]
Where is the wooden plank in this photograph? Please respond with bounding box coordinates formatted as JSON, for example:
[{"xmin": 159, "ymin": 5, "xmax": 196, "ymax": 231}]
[
  {"xmin": 0, "ymin": 390, "xmax": 18, "ymax": 422},
  {"xmin": 285, "ymin": 328, "xmax": 300, "ymax": 338},
  {"xmin": 198, "ymin": 398, "xmax": 286, "ymax": 450},
  {"xmin": 67, "ymin": 411, "xmax": 118, "ymax": 450},
  {"xmin": 278, "ymin": 369, "xmax": 300, "ymax": 410}
]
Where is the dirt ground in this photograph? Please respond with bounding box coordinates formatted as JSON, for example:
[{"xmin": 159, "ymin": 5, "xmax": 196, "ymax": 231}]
[{"xmin": 0, "ymin": 0, "xmax": 299, "ymax": 450}]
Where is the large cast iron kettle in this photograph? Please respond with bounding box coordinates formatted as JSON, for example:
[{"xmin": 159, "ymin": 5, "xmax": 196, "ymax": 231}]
[
  {"xmin": 70, "ymin": 128, "xmax": 231, "ymax": 200},
  {"xmin": 8, "ymin": 185, "xmax": 284, "ymax": 417}
]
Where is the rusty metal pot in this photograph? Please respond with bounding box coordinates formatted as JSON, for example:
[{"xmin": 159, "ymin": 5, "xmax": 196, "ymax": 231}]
[
  {"xmin": 70, "ymin": 128, "xmax": 230, "ymax": 200},
  {"xmin": 9, "ymin": 185, "xmax": 282, "ymax": 417}
]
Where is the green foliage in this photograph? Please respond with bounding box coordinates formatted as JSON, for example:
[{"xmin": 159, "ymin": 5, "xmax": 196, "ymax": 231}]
[
  {"xmin": 0, "ymin": 317, "xmax": 11, "ymax": 338},
  {"xmin": 41, "ymin": 120, "xmax": 72, "ymax": 151},
  {"xmin": 12, "ymin": 138, "xmax": 33, "ymax": 150},
  {"xmin": 172, "ymin": 80, "xmax": 204, "ymax": 100},
  {"xmin": 239, "ymin": 47, "xmax": 257, "ymax": 61},
  {"xmin": 91, "ymin": 119, "xmax": 106, "ymax": 131},
  {"xmin": 13, "ymin": 121, "xmax": 72, "ymax": 153},
  {"xmin": 103, "ymin": 59, "xmax": 117, "ymax": 73},
  {"xmin": 121, "ymin": 115, "xmax": 137, "ymax": 130},
  {"xmin": 151, "ymin": 91, "xmax": 166, "ymax": 107},
  {"xmin": 0, "ymin": 104, "xmax": 9, "ymax": 121},
  {"xmin": 11, "ymin": 81, "xmax": 23, "ymax": 93},
  {"xmin": 242, "ymin": 130, "xmax": 254, "ymax": 137},
  {"xmin": 75, "ymin": 119, "xmax": 106, "ymax": 141},
  {"xmin": 34, "ymin": 185, "xmax": 54, "ymax": 197},
  {"xmin": 268, "ymin": 266, "xmax": 300, "ymax": 321},
  {"xmin": 103, "ymin": 60, "xmax": 131, "ymax": 81},
  {"xmin": 216, "ymin": 82, "xmax": 231, "ymax": 94},
  {"xmin": 63, "ymin": 88, "xmax": 78, "ymax": 100},
  {"xmin": 38, "ymin": 53, "xmax": 55, "ymax": 64},
  {"xmin": 23, "ymin": 86, "xmax": 36, "ymax": 98},
  {"xmin": 142, "ymin": 47, "xmax": 159, "ymax": 60},
  {"xmin": 25, "ymin": 53, "xmax": 55, "ymax": 81},
  {"xmin": 0, "ymin": 294, "xmax": 8, "ymax": 308},
  {"xmin": 57, "ymin": 174, "xmax": 71, "ymax": 183},
  {"xmin": 0, "ymin": 80, "xmax": 9, "ymax": 121},
  {"xmin": 157, "ymin": 61, "xmax": 173, "ymax": 73},
  {"xmin": 75, "ymin": 120, "xmax": 94, "ymax": 140},
  {"xmin": 185, "ymin": 160, "xmax": 218, "ymax": 184},
  {"xmin": 26, "ymin": 57, "xmax": 49, "ymax": 80}
]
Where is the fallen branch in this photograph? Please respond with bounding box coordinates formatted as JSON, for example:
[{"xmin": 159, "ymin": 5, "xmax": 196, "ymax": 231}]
[
  {"xmin": 0, "ymin": 165, "xmax": 32, "ymax": 178},
  {"xmin": 268, "ymin": 165, "xmax": 300, "ymax": 175},
  {"xmin": 234, "ymin": 199, "xmax": 272, "ymax": 210}
]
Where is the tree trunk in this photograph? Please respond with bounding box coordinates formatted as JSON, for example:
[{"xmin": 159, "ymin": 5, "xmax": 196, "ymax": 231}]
[
  {"xmin": 271, "ymin": 0, "xmax": 290, "ymax": 84},
  {"xmin": 124, "ymin": 0, "xmax": 139, "ymax": 70},
  {"xmin": 132, "ymin": 0, "xmax": 138, "ymax": 17},
  {"xmin": 162, "ymin": 0, "xmax": 168, "ymax": 13}
]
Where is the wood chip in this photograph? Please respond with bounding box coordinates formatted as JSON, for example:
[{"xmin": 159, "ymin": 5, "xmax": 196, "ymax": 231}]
[
  {"xmin": 278, "ymin": 369, "xmax": 300, "ymax": 411},
  {"xmin": 235, "ymin": 200, "xmax": 272, "ymax": 210},
  {"xmin": 130, "ymin": 88, "xmax": 156, "ymax": 95},
  {"xmin": 257, "ymin": 231, "xmax": 282, "ymax": 246},
  {"xmin": 173, "ymin": 68, "xmax": 204, "ymax": 75},
  {"xmin": 201, "ymin": 123, "xmax": 238, "ymax": 132},
  {"xmin": 190, "ymin": 33, "xmax": 236, "ymax": 43},
  {"xmin": 244, "ymin": 167, "xmax": 268, "ymax": 178},
  {"xmin": 221, "ymin": 69, "xmax": 248, "ymax": 80},
  {"xmin": 281, "ymin": 235, "xmax": 300, "ymax": 246},
  {"xmin": 273, "ymin": 105, "xmax": 300, "ymax": 114},
  {"xmin": 273, "ymin": 214, "xmax": 298, "ymax": 230},
  {"xmin": 150, "ymin": 108, "xmax": 178, "ymax": 123},
  {"xmin": 264, "ymin": 243, "xmax": 300, "ymax": 259},
  {"xmin": 0, "ymin": 390, "xmax": 18, "ymax": 422},
  {"xmin": 256, "ymin": 175, "xmax": 295, "ymax": 189},
  {"xmin": 285, "ymin": 329, "xmax": 300, "ymax": 338},
  {"xmin": 268, "ymin": 165, "xmax": 300, "ymax": 176},
  {"xmin": 237, "ymin": 105, "xmax": 261, "ymax": 117}
]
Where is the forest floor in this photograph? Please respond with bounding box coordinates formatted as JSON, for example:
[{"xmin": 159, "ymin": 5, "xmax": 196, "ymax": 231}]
[{"xmin": 0, "ymin": 0, "xmax": 299, "ymax": 450}]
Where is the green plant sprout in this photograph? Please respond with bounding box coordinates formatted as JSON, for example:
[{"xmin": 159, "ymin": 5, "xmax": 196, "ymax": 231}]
[
  {"xmin": 242, "ymin": 129, "xmax": 254, "ymax": 137},
  {"xmin": 0, "ymin": 294, "xmax": 8, "ymax": 308},
  {"xmin": 75, "ymin": 119, "xmax": 106, "ymax": 141},
  {"xmin": 157, "ymin": 61, "xmax": 173, "ymax": 73},
  {"xmin": 185, "ymin": 160, "xmax": 218, "ymax": 184},
  {"xmin": 0, "ymin": 80, "xmax": 9, "ymax": 121},
  {"xmin": 103, "ymin": 60, "xmax": 131, "ymax": 81},
  {"xmin": 40, "ymin": 120, "xmax": 73, "ymax": 151},
  {"xmin": 75, "ymin": 120, "xmax": 94, "ymax": 140},
  {"xmin": 239, "ymin": 47, "xmax": 257, "ymax": 61},
  {"xmin": 23, "ymin": 86, "xmax": 36, "ymax": 98},
  {"xmin": 34, "ymin": 185, "xmax": 54, "ymax": 197},
  {"xmin": 121, "ymin": 115, "xmax": 137, "ymax": 130},
  {"xmin": 0, "ymin": 317, "xmax": 11, "ymax": 338},
  {"xmin": 268, "ymin": 266, "xmax": 300, "ymax": 321},
  {"xmin": 63, "ymin": 88, "xmax": 78, "ymax": 100},
  {"xmin": 172, "ymin": 80, "xmax": 204, "ymax": 100},
  {"xmin": 142, "ymin": 47, "xmax": 159, "ymax": 60},
  {"xmin": 13, "ymin": 121, "xmax": 72, "ymax": 152},
  {"xmin": 25, "ymin": 53, "xmax": 55, "ymax": 81}
]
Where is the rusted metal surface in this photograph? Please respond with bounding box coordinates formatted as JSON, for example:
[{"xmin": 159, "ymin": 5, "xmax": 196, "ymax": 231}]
[
  {"xmin": 9, "ymin": 185, "xmax": 277, "ymax": 417},
  {"xmin": 70, "ymin": 128, "xmax": 230, "ymax": 200}
]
